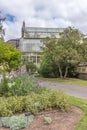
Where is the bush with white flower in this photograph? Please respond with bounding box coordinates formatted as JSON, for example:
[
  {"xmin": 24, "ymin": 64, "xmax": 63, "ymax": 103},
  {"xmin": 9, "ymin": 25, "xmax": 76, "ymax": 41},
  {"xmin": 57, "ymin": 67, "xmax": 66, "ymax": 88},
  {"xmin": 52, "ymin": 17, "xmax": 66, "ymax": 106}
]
[{"xmin": 0, "ymin": 74, "xmax": 48, "ymax": 97}]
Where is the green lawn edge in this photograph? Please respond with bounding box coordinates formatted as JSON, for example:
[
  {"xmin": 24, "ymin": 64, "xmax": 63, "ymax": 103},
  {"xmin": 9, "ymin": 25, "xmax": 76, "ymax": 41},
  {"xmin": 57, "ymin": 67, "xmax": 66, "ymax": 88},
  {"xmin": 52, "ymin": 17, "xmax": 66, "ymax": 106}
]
[
  {"xmin": 68, "ymin": 96, "xmax": 87, "ymax": 130},
  {"xmin": 36, "ymin": 76, "xmax": 87, "ymax": 129},
  {"xmin": 37, "ymin": 77, "xmax": 87, "ymax": 86}
]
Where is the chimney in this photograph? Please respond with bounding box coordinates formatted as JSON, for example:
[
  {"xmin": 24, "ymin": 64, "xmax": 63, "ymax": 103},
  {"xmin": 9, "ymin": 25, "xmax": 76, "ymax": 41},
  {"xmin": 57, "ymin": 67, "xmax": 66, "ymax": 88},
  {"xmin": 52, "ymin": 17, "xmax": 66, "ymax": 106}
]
[{"xmin": 22, "ymin": 21, "xmax": 25, "ymax": 37}]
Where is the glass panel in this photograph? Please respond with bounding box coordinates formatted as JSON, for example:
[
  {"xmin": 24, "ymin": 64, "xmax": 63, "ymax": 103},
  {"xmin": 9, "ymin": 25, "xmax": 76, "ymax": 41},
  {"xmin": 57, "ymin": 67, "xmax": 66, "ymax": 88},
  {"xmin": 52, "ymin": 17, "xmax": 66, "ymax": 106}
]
[
  {"xmin": 24, "ymin": 31, "xmax": 60, "ymax": 38},
  {"xmin": 22, "ymin": 39, "xmax": 43, "ymax": 52},
  {"xmin": 26, "ymin": 27, "xmax": 64, "ymax": 33}
]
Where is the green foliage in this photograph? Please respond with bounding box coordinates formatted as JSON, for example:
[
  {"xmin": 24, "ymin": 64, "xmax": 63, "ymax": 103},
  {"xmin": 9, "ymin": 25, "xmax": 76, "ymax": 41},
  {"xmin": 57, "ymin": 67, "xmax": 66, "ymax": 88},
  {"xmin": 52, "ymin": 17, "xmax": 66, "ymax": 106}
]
[
  {"xmin": 22, "ymin": 94, "xmax": 39, "ymax": 114},
  {"xmin": 0, "ymin": 97, "xmax": 12, "ymax": 117},
  {"xmin": 0, "ymin": 75, "xmax": 48, "ymax": 97},
  {"xmin": 7, "ymin": 96, "xmax": 24, "ymax": 113},
  {"xmin": 0, "ymin": 74, "xmax": 9, "ymax": 96},
  {"xmin": 39, "ymin": 27, "xmax": 85, "ymax": 78},
  {"xmin": 0, "ymin": 41, "xmax": 21, "ymax": 72},
  {"xmin": 80, "ymin": 38, "xmax": 87, "ymax": 63},
  {"xmin": 0, "ymin": 117, "xmax": 11, "ymax": 127},
  {"xmin": 35, "ymin": 93, "xmax": 51, "ymax": 111},
  {"xmin": 0, "ymin": 90, "xmax": 71, "ymax": 117},
  {"xmin": 25, "ymin": 62, "xmax": 37, "ymax": 75},
  {"xmin": 39, "ymin": 53, "xmax": 59, "ymax": 77},
  {"xmin": 0, "ymin": 114, "xmax": 34, "ymax": 130},
  {"xmin": 39, "ymin": 58, "xmax": 78, "ymax": 78},
  {"xmin": 1, "ymin": 94, "xmax": 87, "ymax": 130},
  {"xmin": 39, "ymin": 38, "xmax": 59, "ymax": 78},
  {"xmin": 44, "ymin": 117, "xmax": 52, "ymax": 124},
  {"xmin": 67, "ymin": 65, "xmax": 78, "ymax": 77},
  {"xmin": 49, "ymin": 90, "xmax": 71, "ymax": 111},
  {"xmin": 10, "ymin": 115, "xmax": 27, "ymax": 130}
]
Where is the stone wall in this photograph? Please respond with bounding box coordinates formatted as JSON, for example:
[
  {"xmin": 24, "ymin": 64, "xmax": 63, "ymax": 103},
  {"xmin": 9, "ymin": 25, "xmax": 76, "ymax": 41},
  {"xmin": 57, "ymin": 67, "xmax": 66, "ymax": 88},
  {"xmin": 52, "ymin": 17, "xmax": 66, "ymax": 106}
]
[{"xmin": 78, "ymin": 73, "xmax": 87, "ymax": 80}]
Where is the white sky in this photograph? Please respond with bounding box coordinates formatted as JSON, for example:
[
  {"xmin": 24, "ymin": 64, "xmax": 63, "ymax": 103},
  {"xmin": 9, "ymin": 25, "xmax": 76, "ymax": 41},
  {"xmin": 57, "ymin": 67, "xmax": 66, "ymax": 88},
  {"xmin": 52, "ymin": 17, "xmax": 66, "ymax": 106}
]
[{"xmin": 1, "ymin": 0, "xmax": 87, "ymax": 40}]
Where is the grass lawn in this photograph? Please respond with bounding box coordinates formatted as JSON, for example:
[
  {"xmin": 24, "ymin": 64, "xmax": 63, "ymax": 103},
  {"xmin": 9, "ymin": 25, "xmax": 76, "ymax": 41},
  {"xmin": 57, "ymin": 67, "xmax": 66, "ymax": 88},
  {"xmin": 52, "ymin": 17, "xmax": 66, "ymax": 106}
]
[
  {"xmin": 69, "ymin": 96, "xmax": 87, "ymax": 130},
  {"xmin": 38, "ymin": 77, "xmax": 87, "ymax": 86}
]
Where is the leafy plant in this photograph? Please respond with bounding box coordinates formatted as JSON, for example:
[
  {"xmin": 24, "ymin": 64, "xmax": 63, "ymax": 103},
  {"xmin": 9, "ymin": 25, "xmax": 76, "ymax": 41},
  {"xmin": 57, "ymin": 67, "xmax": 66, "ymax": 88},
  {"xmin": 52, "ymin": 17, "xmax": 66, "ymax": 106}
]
[
  {"xmin": 0, "ymin": 90, "xmax": 71, "ymax": 117},
  {"xmin": 25, "ymin": 62, "xmax": 36, "ymax": 75},
  {"xmin": 44, "ymin": 117, "xmax": 52, "ymax": 124},
  {"xmin": 0, "ymin": 114, "xmax": 34, "ymax": 130},
  {"xmin": 0, "ymin": 74, "xmax": 48, "ymax": 96}
]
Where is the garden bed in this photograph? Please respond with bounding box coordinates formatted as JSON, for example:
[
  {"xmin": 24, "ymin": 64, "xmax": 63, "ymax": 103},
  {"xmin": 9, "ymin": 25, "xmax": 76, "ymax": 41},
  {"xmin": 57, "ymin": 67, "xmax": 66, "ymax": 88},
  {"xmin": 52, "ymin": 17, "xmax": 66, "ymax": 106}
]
[{"xmin": 0, "ymin": 106, "xmax": 83, "ymax": 130}]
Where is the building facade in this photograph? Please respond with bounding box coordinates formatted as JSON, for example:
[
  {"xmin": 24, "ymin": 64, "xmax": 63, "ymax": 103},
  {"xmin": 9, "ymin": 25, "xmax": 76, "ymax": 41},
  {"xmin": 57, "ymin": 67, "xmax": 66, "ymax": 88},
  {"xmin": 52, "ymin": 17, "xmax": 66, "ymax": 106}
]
[
  {"xmin": 7, "ymin": 38, "xmax": 20, "ymax": 49},
  {"xmin": 6, "ymin": 22, "xmax": 87, "ymax": 79},
  {"xmin": 20, "ymin": 21, "xmax": 64, "ymax": 65},
  {"xmin": 77, "ymin": 62, "xmax": 87, "ymax": 79}
]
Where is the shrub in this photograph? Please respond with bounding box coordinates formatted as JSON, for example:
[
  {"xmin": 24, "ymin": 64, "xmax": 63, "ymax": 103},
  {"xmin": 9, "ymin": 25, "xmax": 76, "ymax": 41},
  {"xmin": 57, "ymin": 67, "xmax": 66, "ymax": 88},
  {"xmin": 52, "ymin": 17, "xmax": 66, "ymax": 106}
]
[
  {"xmin": 49, "ymin": 90, "xmax": 71, "ymax": 111},
  {"xmin": 36, "ymin": 93, "xmax": 51, "ymax": 111},
  {"xmin": 25, "ymin": 62, "xmax": 36, "ymax": 75},
  {"xmin": 0, "ymin": 75, "xmax": 9, "ymax": 96},
  {"xmin": 7, "ymin": 96, "xmax": 24, "ymax": 113},
  {"xmin": 0, "ymin": 97, "xmax": 12, "ymax": 117},
  {"xmin": 0, "ymin": 75, "xmax": 48, "ymax": 97},
  {"xmin": 38, "ymin": 62, "xmax": 59, "ymax": 78},
  {"xmin": 21, "ymin": 94, "xmax": 39, "ymax": 114},
  {"xmin": 0, "ymin": 90, "xmax": 71, "ymax": 117},
  {"xmin": 44, "ymin": 117, "xmax": 52, "ymax": 124},
  {"xmin": 0, "ymin": 114, "xmax": 34, "ymax": 130}
]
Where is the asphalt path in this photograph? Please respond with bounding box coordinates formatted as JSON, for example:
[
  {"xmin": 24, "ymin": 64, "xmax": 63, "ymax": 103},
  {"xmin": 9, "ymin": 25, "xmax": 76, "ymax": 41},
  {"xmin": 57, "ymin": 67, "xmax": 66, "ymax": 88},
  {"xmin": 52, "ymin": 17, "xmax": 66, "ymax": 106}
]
[{"xmin": 39, "ymin": 80, "xmax": 87, "ymax": 99}]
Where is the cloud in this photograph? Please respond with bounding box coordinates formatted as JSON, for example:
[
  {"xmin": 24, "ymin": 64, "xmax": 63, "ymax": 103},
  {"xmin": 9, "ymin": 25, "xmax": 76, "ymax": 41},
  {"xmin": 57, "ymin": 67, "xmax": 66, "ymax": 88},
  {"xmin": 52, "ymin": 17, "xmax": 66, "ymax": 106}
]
[{"xmin": 0, "ymin": 0, "xmax": 87, "ymax": 40}]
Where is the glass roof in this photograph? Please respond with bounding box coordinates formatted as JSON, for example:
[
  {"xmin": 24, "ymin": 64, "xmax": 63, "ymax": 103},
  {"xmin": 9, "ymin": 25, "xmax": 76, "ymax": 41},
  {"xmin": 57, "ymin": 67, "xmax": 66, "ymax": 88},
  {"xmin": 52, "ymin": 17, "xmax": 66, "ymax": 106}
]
[{"xmin": 25, "ymin": 27, "xmax": 64, "ymax": 33}]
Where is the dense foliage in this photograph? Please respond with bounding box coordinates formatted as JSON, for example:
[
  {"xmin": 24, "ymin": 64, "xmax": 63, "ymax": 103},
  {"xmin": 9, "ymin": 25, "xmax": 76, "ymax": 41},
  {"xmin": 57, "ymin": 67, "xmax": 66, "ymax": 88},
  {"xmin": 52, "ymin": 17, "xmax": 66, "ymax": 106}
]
[
  {"xmin": 39, "ymin": 53, "xmax": 59, "ymax": 77},
  {"xmin": 25, "ymin": 62, "xmax": 36, "ymax": 75},
  {"xmin": 0, "ymin": 74, "xmax": 70, "ymax": 117},
  {"xmin": 0, "ymin": 39, "xmax": 21, "ymax": 72},
  {"xmin": 0, "ymin": 89, "xmax": 70, "ymax": 117},
  {"xmin": 0, "ymin": 75, "xmax": 48, "ymax": 96},
  {"xmin": 0, "ymin": 114, "xmax": 34, "ymax": 130},
  {"xmin": 39, "ymin": 27, "xmax": 87, "ymax": 78}
]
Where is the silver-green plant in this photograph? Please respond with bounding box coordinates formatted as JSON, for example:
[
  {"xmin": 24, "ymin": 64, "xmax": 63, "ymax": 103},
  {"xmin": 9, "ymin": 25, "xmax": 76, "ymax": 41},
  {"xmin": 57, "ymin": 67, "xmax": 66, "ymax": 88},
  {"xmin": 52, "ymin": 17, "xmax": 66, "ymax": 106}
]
[
  {"xmin": 44, "ymin": 117, "xmax": 52, "ymax": 124},
  {"xmin": 0, "ymin": 114, "xmax": 34, "ymax": 130}
]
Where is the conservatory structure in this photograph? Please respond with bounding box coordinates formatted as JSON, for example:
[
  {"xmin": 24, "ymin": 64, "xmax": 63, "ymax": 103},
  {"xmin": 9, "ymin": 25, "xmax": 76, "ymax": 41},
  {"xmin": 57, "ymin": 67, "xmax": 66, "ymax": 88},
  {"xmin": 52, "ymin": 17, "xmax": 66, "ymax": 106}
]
[{"xmin": 20, "ymin": 21, "xmax": 64, "ymax": 65}]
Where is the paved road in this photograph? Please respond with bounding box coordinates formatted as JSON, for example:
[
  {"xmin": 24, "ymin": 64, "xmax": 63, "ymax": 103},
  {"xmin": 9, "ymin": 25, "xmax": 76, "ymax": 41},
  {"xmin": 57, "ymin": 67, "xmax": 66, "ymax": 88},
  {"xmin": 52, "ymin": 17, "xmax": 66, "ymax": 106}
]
[{"xmin": 39, "ymin": 80, "xmax": 87, "ymax": 99}]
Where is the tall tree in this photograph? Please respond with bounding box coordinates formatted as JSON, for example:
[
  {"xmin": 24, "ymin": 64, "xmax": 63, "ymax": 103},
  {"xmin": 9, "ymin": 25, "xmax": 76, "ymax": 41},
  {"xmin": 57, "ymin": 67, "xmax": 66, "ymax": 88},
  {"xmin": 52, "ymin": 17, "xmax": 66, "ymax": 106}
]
[
  {"xmin": 40, "ymin": 27, "xmax": 84, "ymax": 78},
  {"xmin": 53, "ymin": 45, "xmax": 81, "ymax": 78}
]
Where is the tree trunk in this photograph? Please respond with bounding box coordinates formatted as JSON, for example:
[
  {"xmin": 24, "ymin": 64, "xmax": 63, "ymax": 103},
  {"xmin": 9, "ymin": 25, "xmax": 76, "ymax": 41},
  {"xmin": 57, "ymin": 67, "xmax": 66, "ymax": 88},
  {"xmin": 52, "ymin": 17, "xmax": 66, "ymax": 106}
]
[
  {"xmin": 64, "ymin": 66, "xmax": 68, "ymax": 78},
  {"xmin": 58, "ymin": 65, "xmax": 63, "ymax": 79}
]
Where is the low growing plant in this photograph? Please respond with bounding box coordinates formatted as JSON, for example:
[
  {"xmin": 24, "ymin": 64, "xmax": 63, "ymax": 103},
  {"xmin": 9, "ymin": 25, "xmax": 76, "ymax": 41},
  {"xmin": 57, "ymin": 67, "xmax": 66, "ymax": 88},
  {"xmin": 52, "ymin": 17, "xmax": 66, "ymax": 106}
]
[
  {"xmin": 44, "ymin": 117, "xmax": 52, "ymax": 124},
  {"xmin": 0, "ymin": 90, "xmax": 71, "ymax": 117}
]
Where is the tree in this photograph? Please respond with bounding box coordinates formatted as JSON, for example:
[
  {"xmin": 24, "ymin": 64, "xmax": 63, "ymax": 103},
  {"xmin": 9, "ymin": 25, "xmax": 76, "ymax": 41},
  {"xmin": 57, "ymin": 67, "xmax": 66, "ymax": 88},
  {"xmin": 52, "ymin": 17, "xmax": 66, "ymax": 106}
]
[
  {"xmin": 0, "ymin": 40, "xmax": 21, "ymax": 72},
  {"xmin": 53, "ymin": 45, "xmax": 81, "ymax": 78},
  {"xmin": 39, "ymin": 37, "xmax": 59, "ymax": 77},
  {"xmin": 39, "ymin": 50, "xmax": 59, "ymax": 77},
  {"xmin": 39, "ymin": 27, "xmax": 84, "ymax": 78},
  {"xmin": 80, "ymin": 38, "xmax": 87, "ymax": 62}
]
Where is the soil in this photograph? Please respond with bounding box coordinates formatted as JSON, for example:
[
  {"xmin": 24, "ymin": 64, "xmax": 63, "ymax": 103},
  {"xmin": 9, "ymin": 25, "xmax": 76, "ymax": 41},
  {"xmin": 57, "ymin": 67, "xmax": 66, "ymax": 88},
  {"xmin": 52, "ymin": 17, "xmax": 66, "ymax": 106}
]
[{"xmin": 0, "ymin": 106, "xmax": 83, "ymax": 130}]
